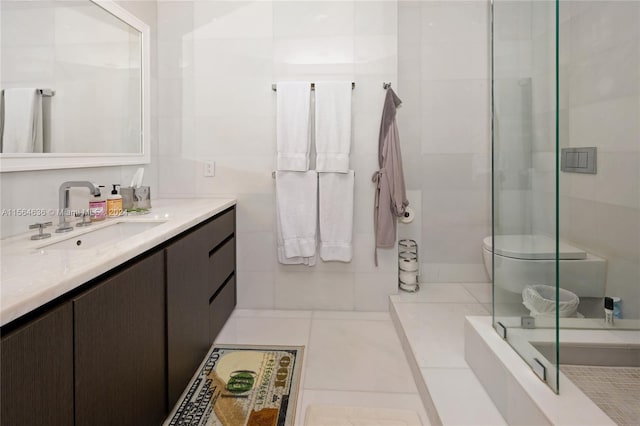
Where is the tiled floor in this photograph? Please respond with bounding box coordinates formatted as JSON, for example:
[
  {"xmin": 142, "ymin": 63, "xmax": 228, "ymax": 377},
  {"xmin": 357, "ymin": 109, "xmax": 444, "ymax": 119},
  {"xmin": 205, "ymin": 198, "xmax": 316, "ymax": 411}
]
[
  {"xmin": 215, "ymin": 309, "xmax": 431, "ymax": 426},
  {"xmin": 215, "ymin": 283, "xmax": 508, "ymax": 425},
  {"xmin": 392, "ymin": 283, "xmax": 507, "ymax": 425}
]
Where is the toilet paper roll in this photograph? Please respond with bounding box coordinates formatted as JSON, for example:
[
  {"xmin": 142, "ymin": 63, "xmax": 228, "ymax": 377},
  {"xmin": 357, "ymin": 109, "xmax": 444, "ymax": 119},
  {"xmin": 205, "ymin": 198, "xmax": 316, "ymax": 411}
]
[
  {"xmin": 399, "ymin": 270, "xmax": 418, "ymax": 284},
  {"xmin": 399, "ymin": 251, "xmax": 417, "ymax": 260},
  {"xmin": 400, "ymin": 207, "xmax": 415, "ymax": 224},
  {"xmin": 399, "ymin": 281, "xmax": 419, "ymax": 292},
  {"xmin": 399, "ymin": 239, "xmax": 417, "ymax": 250},
  {"xmin": 399, "ymin": 258, "xmax": 419, "ymax": 272}
]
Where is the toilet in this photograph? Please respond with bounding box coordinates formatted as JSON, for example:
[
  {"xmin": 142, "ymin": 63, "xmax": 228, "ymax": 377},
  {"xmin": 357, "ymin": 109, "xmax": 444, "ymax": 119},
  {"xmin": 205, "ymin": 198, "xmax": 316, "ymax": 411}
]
[{"xmin": 482, "ymin": 234, "xmax": 607, "ymax": 307}]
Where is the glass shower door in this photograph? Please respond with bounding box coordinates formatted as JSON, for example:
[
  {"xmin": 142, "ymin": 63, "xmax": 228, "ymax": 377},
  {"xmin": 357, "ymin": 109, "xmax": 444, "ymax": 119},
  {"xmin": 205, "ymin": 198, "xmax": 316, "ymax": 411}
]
[{"xmin": 491, "ymin": 0, "xmax": 560, "ymax": 392}]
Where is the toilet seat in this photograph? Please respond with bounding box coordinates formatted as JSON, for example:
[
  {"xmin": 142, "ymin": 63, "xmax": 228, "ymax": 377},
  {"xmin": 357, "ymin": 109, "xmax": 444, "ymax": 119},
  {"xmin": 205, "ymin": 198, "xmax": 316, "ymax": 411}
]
[{"xmin": 483, "ymin": 234, "xmax": 586, "ymax": 260}]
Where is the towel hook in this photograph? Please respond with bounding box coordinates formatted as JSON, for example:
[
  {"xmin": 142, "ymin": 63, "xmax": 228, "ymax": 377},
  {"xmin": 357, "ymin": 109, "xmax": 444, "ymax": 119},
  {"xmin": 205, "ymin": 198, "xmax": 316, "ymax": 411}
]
[{"xmin": 383, "ymin": 82, "xmax": 392, "ymax": 90}]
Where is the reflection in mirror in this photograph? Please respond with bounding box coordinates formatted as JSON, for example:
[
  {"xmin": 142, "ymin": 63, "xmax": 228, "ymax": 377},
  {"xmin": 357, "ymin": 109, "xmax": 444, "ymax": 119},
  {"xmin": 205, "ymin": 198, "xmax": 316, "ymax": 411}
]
[{"xmin": 0, "ymin": 0, "xmax": 142, "ymax": 155}]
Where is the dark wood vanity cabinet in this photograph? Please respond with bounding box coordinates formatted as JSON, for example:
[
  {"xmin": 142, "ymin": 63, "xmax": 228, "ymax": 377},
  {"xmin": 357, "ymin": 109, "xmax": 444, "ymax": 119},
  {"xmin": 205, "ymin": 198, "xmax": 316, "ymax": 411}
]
[
  {"xmin": 0, "ymin": 303, "xmax": 74, "ymax": 425},
  {"xmin": 0, "ymin": 206, "xmax": 236, "ymax": 425},
  {"xmin": 166, "ymin": 207, "xmax": 236, "ymax": 407},
  {"xmin": 73, "ymin": 250, "xmax": 166, "ymax": 426}
]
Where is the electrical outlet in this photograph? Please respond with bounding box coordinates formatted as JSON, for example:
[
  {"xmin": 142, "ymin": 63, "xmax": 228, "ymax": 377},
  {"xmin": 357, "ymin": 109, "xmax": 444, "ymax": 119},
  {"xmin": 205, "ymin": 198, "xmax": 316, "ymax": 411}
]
[{"xmin": 204, "ymin": 161, "xmax": 215, "ymax": 177}]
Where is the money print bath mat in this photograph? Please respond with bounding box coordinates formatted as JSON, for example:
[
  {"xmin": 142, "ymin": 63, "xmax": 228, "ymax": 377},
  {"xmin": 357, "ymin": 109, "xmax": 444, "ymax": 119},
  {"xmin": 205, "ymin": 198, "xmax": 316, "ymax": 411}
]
[{"xmin": 165, "ymin": 344, "xmax": 304, "ymax": 426}]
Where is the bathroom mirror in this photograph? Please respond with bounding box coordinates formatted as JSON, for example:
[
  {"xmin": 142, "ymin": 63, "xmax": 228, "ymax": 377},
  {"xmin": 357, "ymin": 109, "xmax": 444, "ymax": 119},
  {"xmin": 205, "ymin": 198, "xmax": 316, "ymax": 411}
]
[{"xmin": 0, "ymin": 0, "xmax": 150, "ymax": 172}]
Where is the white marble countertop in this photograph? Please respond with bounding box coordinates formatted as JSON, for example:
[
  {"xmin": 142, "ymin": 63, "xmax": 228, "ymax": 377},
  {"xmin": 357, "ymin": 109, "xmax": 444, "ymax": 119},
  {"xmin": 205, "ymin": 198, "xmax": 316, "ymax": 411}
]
[{"xmin": 1, "ymin": 198, "xmax": 236, "ymax": 327}]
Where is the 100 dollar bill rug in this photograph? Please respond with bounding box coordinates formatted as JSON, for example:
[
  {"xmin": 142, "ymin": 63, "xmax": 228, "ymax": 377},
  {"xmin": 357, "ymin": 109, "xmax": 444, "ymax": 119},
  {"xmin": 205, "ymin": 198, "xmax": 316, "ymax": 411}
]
[{"xmin": 165, "ymin": 344, "xmax": 304, "ymax": 426}]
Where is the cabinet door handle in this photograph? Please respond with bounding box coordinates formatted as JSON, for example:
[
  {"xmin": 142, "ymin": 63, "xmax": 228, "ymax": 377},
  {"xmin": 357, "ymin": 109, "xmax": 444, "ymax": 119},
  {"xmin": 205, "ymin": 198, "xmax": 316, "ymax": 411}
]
[
  {"xmin": 208, "ymin": 233, "xmax": 234, "ymax": 258},
  {"xmin": 209, "ymin": 272, "xmax": 235, "ymax": 305}
]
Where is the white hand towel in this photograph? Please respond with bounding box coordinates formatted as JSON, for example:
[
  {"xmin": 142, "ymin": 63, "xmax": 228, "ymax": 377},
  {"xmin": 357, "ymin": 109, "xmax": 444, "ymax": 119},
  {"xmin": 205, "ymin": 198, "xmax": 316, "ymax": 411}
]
[
  {"xmin": 315, "ymin": 81, "xmax": 352, "ymax": 172},
  {"xmin": 277, "ymin": 82, "xmax": 311, "ymax": 171},
  {"xmin": 319, "ymin": 170, "xmax": 355, "ymax": 262},
  {"xmin": 276, "ymin": 200, "xmax": 317, "ymax": 266},
  {"xmin": 276, "ymin": 170, "xmax": 318, "ymax": 259},
  {"xmin": 1, "ymin": 88, "xmax": 43, "ymax": 153}
]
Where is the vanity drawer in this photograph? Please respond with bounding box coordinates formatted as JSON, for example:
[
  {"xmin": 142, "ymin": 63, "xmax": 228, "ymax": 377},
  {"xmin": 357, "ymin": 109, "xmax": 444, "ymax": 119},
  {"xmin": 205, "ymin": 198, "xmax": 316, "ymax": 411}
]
[
  {"xmin": 201, "ymin": 208, "xmax": 235, "ymax": 252},
  {"xmin": 208, "ymin": 236, "xmax": 235, "ymax": 297},
  {"xmin": 209, "ymin": 275, "xmax": 236, "ymax": 343}
]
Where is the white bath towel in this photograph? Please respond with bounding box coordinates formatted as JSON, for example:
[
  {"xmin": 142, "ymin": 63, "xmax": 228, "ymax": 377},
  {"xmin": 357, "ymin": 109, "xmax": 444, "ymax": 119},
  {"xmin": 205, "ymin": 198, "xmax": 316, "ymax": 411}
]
[
  {"xmin": 277, "ymin": 82, "xmax": 311, "ymax": 171},
  {"xmin": 276, "ymin": 171, "xmax": 318, "ymax": 261},
  {"xmin": 319, "ymin": 170, "xmax": 354, "ymax": 262},
  {"xmin": 1, "ymin": 88, "xmax": 43, "ymax": 153},
  {"xmin": 275, "ymin": 197, "xmax": 316, "ymax": 266},
  {"xmin": 314, "ymin": 81, "xmax": 352, "ymax": 172}
]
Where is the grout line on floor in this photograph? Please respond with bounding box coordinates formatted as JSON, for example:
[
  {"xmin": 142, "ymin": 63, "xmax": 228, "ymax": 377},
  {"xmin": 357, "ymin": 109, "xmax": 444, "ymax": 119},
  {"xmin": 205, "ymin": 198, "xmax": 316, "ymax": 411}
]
[
  {"xmin": 392, "ymin": 301, "xmax": 491, "ymax": 305},
  {"xmin": 464, "ymin": 291, "xmax": 488, "ymax": 306},
  {"xmin": 309, "ymin": 317, "xmax": 393, "ymax": 323},
  {"xmin": 418, "ymin": 366, "xmax": 472, "ymax": 371},
  {"xmin": 465, "ymin": 293, "xmax": 492, "ymax": 307},
  {"xmin": 304, "ymin": 314, "xmax": 315, "ymax": 358},
  {"xmin": 301, "ymin": 386, "xmax": 421, "ymax": 396}
]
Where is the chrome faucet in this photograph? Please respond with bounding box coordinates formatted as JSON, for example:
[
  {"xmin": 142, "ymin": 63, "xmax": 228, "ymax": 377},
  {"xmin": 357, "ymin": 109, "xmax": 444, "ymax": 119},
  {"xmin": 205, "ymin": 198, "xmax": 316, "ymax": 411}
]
[{"xmin": 56, "ymin": 181, "xmax": 101, "ymax": 233}]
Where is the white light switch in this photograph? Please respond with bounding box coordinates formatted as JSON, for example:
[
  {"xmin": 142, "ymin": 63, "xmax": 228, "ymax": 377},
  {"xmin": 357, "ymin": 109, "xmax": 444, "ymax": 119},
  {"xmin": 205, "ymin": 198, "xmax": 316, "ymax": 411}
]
[{"xmin": 204, "ymin": 161, "xmax": 215, "ymax": 177}]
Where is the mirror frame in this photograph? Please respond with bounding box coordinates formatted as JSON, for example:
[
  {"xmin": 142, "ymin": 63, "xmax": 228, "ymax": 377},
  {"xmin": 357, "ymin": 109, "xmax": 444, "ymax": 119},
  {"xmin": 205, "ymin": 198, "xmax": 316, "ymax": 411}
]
[{"xmin": 0, "ymin": 0, "xmax": 151, "ymax": 172}]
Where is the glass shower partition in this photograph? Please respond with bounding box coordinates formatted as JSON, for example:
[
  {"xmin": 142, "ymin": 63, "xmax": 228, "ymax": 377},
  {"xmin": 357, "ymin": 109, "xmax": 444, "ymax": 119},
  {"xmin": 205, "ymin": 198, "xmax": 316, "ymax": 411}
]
[{"xmin": 491, "ymin": 0, "xmax": 560, "ymax": 392}]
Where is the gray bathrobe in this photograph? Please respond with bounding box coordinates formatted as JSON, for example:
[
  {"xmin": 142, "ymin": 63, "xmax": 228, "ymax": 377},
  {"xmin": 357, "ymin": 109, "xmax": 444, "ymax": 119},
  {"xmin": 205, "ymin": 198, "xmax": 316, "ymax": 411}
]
[{"xmin": 372, "ymin": 88, "xmax": 408, "ymax": 265}]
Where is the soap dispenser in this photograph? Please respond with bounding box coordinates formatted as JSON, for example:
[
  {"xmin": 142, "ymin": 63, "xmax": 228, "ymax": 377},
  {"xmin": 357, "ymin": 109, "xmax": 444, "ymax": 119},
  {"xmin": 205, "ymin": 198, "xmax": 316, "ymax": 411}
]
[
  {"xmin": 89, "ymin": 185, "xmax": 107, "ymax": 222},
  {"xmin": 107, "ymin": 184, "xmax": 123, "ymax": 217}
]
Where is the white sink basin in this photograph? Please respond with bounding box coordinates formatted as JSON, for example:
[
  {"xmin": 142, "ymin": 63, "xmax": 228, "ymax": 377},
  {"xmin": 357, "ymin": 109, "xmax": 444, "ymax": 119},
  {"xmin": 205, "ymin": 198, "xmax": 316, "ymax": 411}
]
[{"xmin": 39, "ymin": 221, "xmax": 166, "ymax": 251}]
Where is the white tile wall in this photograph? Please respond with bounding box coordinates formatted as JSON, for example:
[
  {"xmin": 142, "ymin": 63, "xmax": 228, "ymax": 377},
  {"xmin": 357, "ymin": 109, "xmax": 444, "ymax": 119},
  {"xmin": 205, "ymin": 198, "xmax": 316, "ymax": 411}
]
[
  {"xmin": 274, "ymin": 271, "xmax": 356, "ymax": 311},
  {"xmin": 235, "ymin": 270, "xmax": 275, "ymax": 310},
  {"xmin": 1, "ymin": 46, "xmax": 55, "ymax": 82},
  {"xmin": 399, "ymin": 1, "xmax": 491, "ymax": 283},
  {"xmin": 420, "ymin": 80, "xmax": 489, "ymax": 155},
  {"xmin": 550, "ymin": 1, "xmax": 639, "ymax": 317},
  {"xmin": 569, "ymin": 42, "xmax": 639, "ymax": 108},
  {"xmin": 156, "ymin": 0, "xmax": 399, "ymax": 311},
  {"xmin": 1, "ymin": 4, "xmax": 54, "ymax": 46},
  {"xmin": 569, "ymin": 95, "xmax": 639, "ymax": 153},
  {"xmin": 353, "ymin": 272, "xmax": 397, "ymax": 312}
]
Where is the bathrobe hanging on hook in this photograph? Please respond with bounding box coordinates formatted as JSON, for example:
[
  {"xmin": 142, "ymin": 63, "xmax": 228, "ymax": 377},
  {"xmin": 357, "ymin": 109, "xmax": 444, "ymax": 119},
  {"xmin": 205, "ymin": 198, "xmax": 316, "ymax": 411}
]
[{"xmin": 372, "ymin": 87, "xmax": 409, "ymax": 266}]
